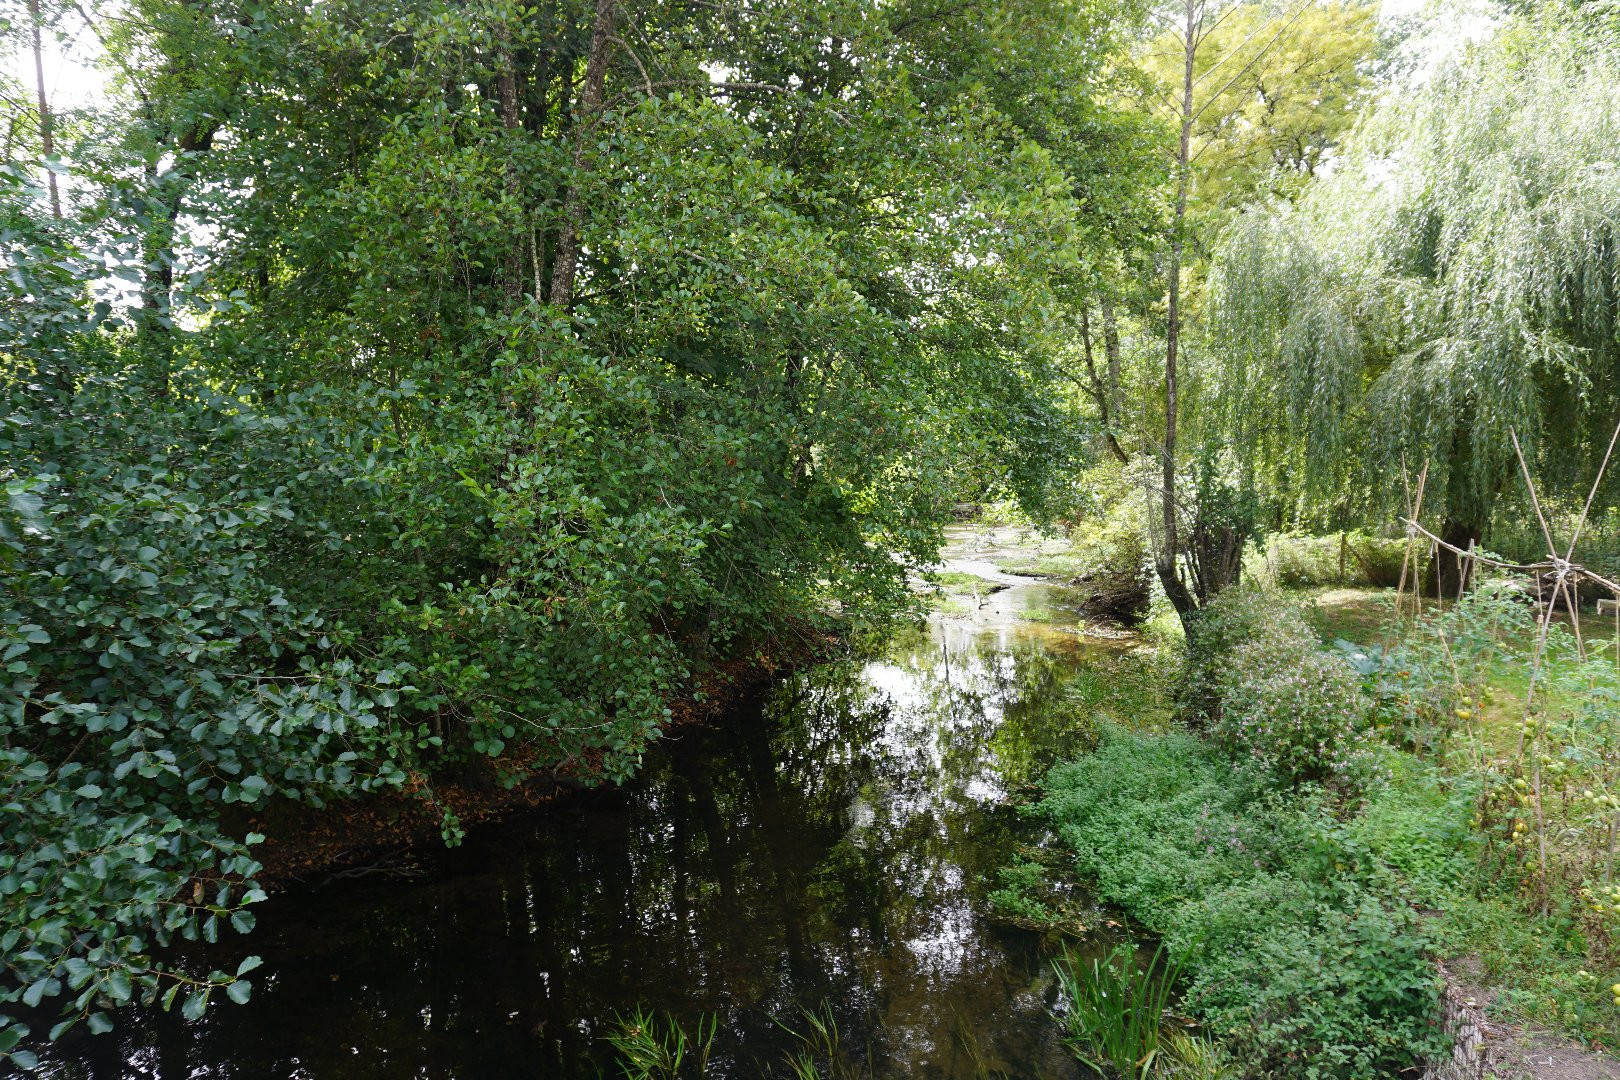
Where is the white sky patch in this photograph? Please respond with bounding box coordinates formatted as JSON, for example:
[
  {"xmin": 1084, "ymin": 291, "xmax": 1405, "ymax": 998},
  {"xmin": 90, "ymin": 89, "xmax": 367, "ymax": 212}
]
[
  {"xmin": 5, "ymin": 8, "xmax": 110, "ymax": 123},
  {"xmin": 1379, "ymin": 0, "xmax": 1498, "ymax": 84}
]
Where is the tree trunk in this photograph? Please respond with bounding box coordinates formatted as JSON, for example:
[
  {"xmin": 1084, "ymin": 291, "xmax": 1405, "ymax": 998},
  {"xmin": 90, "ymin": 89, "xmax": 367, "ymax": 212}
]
[
  {"xmin": 27, "ymin": 0, "xmax": 59, "ymax": 219},
  {"xmin": 1101, "ymin": 296, "xmax": 1123, "ymax": 451},
  {"xmin": 547, "ymin": 0, "xmax": 616, "ymax": 314},
  {"xmin": 498, "ymin": 34, "xmax": 525, "ymax": 306},
  {"xmin": 1078, "ymin": 305, "xmax": 1128, "ymax": 463},
  {"xmin": 137, "ymin": 124, "xmax": 217, "ymax": 395},
  {"xmin": 1430, "ymin": 517, "xmax": 1482, "ymax": 599},
  {"xmin": 1153, "ymin": 0, "xmax": 1199, "ymax": 620}
]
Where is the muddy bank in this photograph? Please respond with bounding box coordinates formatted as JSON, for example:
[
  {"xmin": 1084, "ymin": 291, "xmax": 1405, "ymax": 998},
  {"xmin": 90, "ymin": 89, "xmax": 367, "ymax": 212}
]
[{"xmin": 242, "ymin": 636, "xmax": 832, "ymax": 892}]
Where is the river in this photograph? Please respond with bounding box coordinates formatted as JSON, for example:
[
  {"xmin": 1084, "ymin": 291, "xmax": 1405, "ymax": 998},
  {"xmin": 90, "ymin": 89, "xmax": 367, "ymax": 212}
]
[{"xmin": 34, "ymin": 527, "xmax": 1152, "ymax": 1079}]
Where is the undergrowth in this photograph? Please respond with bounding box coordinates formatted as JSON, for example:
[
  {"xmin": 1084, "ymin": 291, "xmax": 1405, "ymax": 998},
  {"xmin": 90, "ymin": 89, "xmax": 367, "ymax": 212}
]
[
  {"xmin": 1028, "ymin": 728, "xmax": 1447, "ymax": 1078},
  {"xmin": 1012, "ymin": 576, "xmax": 1620, "ymax": 1073}
]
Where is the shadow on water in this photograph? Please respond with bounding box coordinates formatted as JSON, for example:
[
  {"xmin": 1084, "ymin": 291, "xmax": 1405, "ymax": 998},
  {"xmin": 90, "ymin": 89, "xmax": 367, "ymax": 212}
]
[{"xmin": 35, "ymin": 534, "xmax": 1154, "ymax": 1079}]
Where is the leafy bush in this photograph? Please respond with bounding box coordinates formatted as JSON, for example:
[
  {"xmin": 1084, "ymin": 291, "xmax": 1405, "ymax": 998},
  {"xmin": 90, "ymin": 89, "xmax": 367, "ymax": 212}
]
[
  {"xmin": 1180, "ymin": 587, "xmax": 1278, "ymax": 720},
  {"xmin": 1374, "ymin": 578, "xmax": 1530, "ymax": 753},
  {"xmin": 1248, "ymin": 534, "xmax": 1407, "ymax": 590},
  {"xmin": 1197, "ymin": 897, "xmax": 1444, "ymax": 1077},
  {"xmin": 1, "ymin": 370, "xmax": 413, "ymax": 1054},
  {"xmin": 1033, "ymin": 730, "xmax": 1446, "ymax": 1078},
  {"xmin": 989, "ymin": 858, "xmax": 1063, "ymax": 926},
  {"xmin": 1214, "ymin": 621, "xmax": 1371, "ymax": 785},
  {"xmin": 1185, "ymin": 589, "xmax": 1371, "ymax": 785}
]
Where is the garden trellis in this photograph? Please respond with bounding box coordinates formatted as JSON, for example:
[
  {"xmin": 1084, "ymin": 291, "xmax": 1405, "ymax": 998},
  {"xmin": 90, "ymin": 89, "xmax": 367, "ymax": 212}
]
[{"xmin": 1395, "ymin": 418, "xmax": 1620, "ymax": 905}]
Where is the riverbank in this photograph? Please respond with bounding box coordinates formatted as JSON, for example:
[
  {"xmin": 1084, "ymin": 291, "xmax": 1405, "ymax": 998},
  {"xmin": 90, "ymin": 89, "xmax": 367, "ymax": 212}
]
[
  {"xmin": 1001, "ymin": 578, "xmax": 1620, "ymax": 1078},
  {"xmin": 240, "ymin": 635, "xmax": 833, "ymax": 892},
  {"xmin": 27, "ymin": 524, "xmax": 1138, "ymax": 1078}
]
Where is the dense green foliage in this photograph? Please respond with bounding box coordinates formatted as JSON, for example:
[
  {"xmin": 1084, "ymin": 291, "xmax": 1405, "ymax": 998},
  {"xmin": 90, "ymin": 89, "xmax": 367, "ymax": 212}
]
[
  {"xmin": 1207, "ymin": 8, "xmax": 1620, "ymax": 542},
  {"xmin": 9, "ymin": 0, "xmax": 1620, "ymax": 1066},
  {"xmin": 1189, "ymin": 589, "xmax": 1372, "ymax": 785},
  {"xmin": 1032, "ymin": 728, "xmax": 1445, "ymax": 1078},
  {"xmin": 0, "ymin": 0, "xmax": 1170, "ymax": 1057}
]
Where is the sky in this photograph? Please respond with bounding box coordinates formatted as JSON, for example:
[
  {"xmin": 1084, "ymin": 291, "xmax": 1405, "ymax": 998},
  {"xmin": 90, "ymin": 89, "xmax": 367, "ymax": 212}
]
[{"xmin": 7, "ymin": 0, "xmax": 1491, "ymax": 129}]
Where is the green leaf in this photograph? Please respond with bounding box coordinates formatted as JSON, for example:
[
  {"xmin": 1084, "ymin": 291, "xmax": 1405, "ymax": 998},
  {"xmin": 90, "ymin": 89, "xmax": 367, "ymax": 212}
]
[
  {"xmin": 22, "ymin": 979, "xmax": 52, "ymax": 1008},
  {"xmin": 181, "ymin": 988, "xmax": 210, "ymax": 1021}
]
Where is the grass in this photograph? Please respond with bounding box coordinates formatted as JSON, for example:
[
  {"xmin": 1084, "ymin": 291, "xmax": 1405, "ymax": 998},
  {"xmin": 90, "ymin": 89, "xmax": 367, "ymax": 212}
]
[
  {"xmin": 921, "ymin": 568, "xmax": 1003, "ymax": 615},
  {"xmin": 928, "ymin": 569, "xmax": 1003, "ymax": 592},
  {"xmin": 1302, "ymin": 583, "xmax": 1620, "ymax": 1051},
  {"xmin": 1054, "ymin": 941, "xmax": 1186, "ymax": 1079},
  {"xmin": 1059, "ymin": 650, "xmax": 1176, "ymax": 730},
  {"xmin": 606, "ymin": 1003, "xmax": 875, "ymax": 1080},
  {"xmin": 1354, "ymin": 754, "xmax": 1620, "ymax": 1048},
  {"xmin": 1019, "ymin": 602, "xmax": 1080, "ymax": 625},
  {"xmin": 607, "ymin": 1008, "xmax": 717, "ymax": 1079},
  {"xmin": 994, "ymin": 550, "xmax": 1095, "ymax": 582}
]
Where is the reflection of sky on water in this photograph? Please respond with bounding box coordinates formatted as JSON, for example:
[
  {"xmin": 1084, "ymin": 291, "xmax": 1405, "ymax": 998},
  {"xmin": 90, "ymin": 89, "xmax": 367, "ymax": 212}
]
[{"xmin": 34, "ymin": 531, "xmax": 1128, "ymax": 1079}]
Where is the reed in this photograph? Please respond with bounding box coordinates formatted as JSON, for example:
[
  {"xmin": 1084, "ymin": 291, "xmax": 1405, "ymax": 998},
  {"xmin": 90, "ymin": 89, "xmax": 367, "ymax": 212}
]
[
  {"xmin": 1053, "ymin": 941, "xmax": 1184, "ymax": 1079},
  {"xmin": 606, "ymin": 1008, "xmax": 716, "ymax": 1080}
]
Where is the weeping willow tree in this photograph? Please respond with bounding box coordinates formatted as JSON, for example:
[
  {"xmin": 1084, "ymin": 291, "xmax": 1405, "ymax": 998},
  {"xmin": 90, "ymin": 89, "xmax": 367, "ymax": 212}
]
[{"xmin": 1208, "ymin": 9, "xmax": 1620, "ymax": 588}]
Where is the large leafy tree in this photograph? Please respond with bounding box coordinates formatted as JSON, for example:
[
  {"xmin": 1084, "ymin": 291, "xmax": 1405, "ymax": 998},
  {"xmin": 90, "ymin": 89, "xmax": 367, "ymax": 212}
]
[
  {"xmin": 1093, "ymin": 0, "xmax": 1378, "ymax": 617},
  {"xmin": 1208, "ymin": 7, "xmax": 1620, "ymax": 586},
  {"xmin": 1, "ymin": 0, "xmax": 1159, "ymax": 1055}
]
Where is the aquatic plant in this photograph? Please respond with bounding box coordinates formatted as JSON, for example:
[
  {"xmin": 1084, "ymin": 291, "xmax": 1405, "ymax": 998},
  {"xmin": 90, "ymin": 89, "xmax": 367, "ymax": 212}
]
[
  {"xmin": 606, "ymin": 1009, "xmax": 715, "ymax": 1080},
  {"xmin": 1054, "ymin": 941, "xmax": 1185, "ymax": 1079},
  {"xmin": 774, "ymin": 1003, "xmax": 871, "ymax": 1080}
]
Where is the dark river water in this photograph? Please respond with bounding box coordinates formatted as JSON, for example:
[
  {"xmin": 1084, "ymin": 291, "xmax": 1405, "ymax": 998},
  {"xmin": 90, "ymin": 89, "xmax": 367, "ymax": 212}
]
[{"xmin": 33, "ymin": 531, "xmax": 1144, "ymax": 1079}]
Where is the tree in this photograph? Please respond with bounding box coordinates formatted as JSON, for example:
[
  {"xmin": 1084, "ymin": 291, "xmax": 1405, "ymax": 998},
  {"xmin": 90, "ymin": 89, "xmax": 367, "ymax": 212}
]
[
  {"xmin": 1126, "ymin": 0, "xmax": 1377, "ymax": 619},
  {"xmin": 1208, "ymin": 9, "xmax": 1620, "ymax": 590},
  {"xmin": 1, "ymin": 0, "xmax": 1159, "ymax": 1051}
]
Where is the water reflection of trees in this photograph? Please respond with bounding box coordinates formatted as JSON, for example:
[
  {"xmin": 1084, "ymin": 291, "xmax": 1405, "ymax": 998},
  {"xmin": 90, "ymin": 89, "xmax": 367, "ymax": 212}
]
[{"xmin": 42, "ymin": 622, "xmax": 1097, "ymax": 1078}]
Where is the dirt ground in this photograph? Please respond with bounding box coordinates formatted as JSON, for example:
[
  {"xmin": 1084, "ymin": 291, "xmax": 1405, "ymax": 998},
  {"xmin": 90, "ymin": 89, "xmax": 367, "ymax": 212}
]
[{"xmin": 1445, "ymin": 960, "xmax": 1620, "ymax": 1079}]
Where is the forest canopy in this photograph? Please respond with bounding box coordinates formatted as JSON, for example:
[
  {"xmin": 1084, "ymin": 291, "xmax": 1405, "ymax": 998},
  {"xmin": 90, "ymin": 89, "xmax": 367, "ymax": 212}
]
[
  {"xmin": 6, "ymin": 0, "xmax": 1620, "ymax": 1065},
  {"xmin": 1, "ymin": 0, "xmax": 1159, "ymax": 1050}
]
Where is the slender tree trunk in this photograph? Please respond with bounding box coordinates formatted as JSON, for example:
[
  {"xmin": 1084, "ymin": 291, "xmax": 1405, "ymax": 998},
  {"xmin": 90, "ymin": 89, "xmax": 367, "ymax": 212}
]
[
  {"xmin": 1155, "ymin": 0, "xmax": 1198, "ymax": 619},
  {"xmin": 547, "ymin": 0, "xmax": 616, "ymax": 314},
  {"xmin": 1101, "ymin": 295, "xmax": 1123, "ymax": 442},
  {"xmin": 139, "ymin": 168, "xmax": 182, "ymax": 396},
  {"xmin": 27, "ymin": 0, "xmax": 60, "ymax": 219},
  {"xmin": 137, "ymin": 124, "xmax": 217, "ymax": 395},
  {"xmin": 1078, "ymin": 306, "xmax": 1128, "ymax": 463},
  {"xmin": 1432, "ymin": 517, "xmax": 1482, "ymax": 598},
  {"xmin": 498, "ymin": 35, "xmax": 525, "ymax": 306}
]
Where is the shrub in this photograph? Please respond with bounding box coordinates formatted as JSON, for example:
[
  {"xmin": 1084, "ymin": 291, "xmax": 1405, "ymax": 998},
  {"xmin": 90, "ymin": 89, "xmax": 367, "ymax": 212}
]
[
  {"xmin": 1214, "ymin": 625, "xmax": 1371, "ymax": 784},
  {"xmin": 1185, "ymin": 589, "xmax": 1371, "ymax": 785},
  {"xmin": 1031, "ymin": 730, "xmax": 1446, "ymax": 1079},
  {"xmin": 1181, "ymin": 588, "xmax": 1278, "ymax": 719},
  {"xmin": 1195, "ymin": 897, "xmax": 1445, "ymax": 1078},
  {"xmin": 0, "ymin": 371, "xmax": 422, "ymax": 1050},
  {"xmin": 1249, "ymin": 534, "xmax": 1408, "ymax": 590}
]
